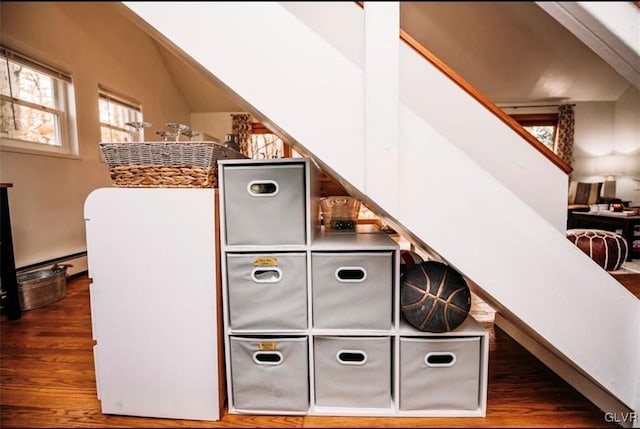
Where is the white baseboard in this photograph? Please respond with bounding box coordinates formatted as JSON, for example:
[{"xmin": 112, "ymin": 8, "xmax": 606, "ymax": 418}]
[
  {"xmin": 17, "ymin": 253, "xmax": 88, "ymax": 277},
  {"xmin": 62, "ymin": 255, "xmax": 88, "ymax": 277}
]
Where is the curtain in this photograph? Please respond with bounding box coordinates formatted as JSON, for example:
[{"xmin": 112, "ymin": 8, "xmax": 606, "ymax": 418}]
[
  {"xmin": 555, "ymin": 104, "xmax": 574, "ymax": 168},
  {"xmin": 231, "ymin": 113, "xmax": 252, "ymax": 157}
]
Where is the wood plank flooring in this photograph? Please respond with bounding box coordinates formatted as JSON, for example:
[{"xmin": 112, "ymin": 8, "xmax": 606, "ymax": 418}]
[
  {"xmin": 0, "ymin": 274, "xmax": 625, "ymax": 428},
  {"xmin": 611, "ymin": 272, "xmax": 640, "ymax": 297}
]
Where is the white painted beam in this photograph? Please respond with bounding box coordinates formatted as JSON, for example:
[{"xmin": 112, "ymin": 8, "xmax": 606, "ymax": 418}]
[{"xmin": 364, "ymin": 2, "xmax": 399, "ymax": 214}]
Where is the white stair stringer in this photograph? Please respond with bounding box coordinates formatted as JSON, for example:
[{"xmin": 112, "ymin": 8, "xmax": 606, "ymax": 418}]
[
  {"xmin": 122, "ymin": 1, "xmax": 640, "ymax": 417},
  {"xmin": 121, "ymin": 1, "xmax": 367, "ymax": 194},
  {"xmin": 396, "ymin": 103, "xmax": 639, "ymax": 415}
]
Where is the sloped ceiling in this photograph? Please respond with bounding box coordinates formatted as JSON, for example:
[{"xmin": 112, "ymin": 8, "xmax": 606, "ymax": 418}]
[
  {"xmin": 150, "ymin": 2, "xmax": 633, "ymax": 113},
  {"xmin": 153, "ymin": 41, "xmax": 242, "ymax": 112},
  {"xmin": 400, "ymin": 1, "xmax": 632, "ymax": 105}
]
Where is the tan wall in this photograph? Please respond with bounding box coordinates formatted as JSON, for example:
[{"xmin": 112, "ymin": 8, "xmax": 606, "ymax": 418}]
[
  {"xmin": 190, "ymin": 112, "xmax": 248, "ymax": 143},
  {"xmin": 0, "ymin": 2, "xmax": 191, "ymax": 267}
]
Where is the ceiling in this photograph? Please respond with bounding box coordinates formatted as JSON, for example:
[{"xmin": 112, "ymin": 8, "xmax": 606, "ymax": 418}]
[
  {"xmin": 400, "ymin": 2, "xmax": 632, "ymax": 105},
  {"xmin": 148, "ymin": 2, "xmax": 634, "ymax": 113},
  {"xmin": 153, "ymin": 43, "xmax": 243, "ymax": 112}
]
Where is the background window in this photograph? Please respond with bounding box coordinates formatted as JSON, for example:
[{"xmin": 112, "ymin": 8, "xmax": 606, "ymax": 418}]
[
  {"xmin": 98, "ymin": 86, "xmax": 143, "ymax": 142},
  {"xmin": 511, "ymin": 113, "xmax": 558, "ymax": 151},
  {"xmin": 248, "ymin": 122, "xmax": 288, "ymax": 159},
  {"xmin": 0, "ymin": 45, "xmax": 75, "ymax": 154}
]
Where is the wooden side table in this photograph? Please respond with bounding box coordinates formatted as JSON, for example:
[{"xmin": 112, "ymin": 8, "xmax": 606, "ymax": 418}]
[{"xmin": 1, "ymin": 183, "xmax": 21, "ymax": 320}]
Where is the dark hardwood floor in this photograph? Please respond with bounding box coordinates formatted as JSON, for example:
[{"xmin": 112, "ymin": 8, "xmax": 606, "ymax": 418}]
[{"xmin": 1, "ymin": 273, "xmax": 630, "ymax": 428}]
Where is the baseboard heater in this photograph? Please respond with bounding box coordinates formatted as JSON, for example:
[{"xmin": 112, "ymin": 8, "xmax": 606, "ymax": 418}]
[{"xmin": 17, "ymin": 252, "xmax": 88, "ymax": 278}]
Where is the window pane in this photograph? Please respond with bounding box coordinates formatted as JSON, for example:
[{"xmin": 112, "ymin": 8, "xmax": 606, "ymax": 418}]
[
  {"xmin": 0, "ymin": 49, "xmax": 73, "ymax": 153},
  {"xmin": 524, "ymin": 125, "xmax": 554, "ymax": 150},
  {"xmin": 249, "ymin": 133, "xmax": 284, "ymax": 159},
  {"xmin": 6, "ymin": 60, "xmax": 55, "ymax": 108},
  {"xmin": 98, "ymin": 98, "xmax": 111, "ymax": 123},
  {"xmin": 0, "ymin": 58, "xmax": 9, "ymax": 97},
  {"xmin": 111, "ymin": 102, "xmax": 130, "ymax": 129},
  {"xmin": 1, "ymin": 100, "xmax": 59, "ymax": 145},
  {"xmin": 98, "ymin": 91, "xmax": 143, "ymax": 143},
  {"xmin": 99, "ymin": 97, "xmax": 141, "ymax": 129},
  {"xmin": 100, "ymin": 125, "xmax": 133, "ymax": 143}
]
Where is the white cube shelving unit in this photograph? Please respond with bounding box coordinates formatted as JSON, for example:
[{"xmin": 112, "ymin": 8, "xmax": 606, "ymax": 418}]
[{"xmin": 218, "ymin": 158, "xmax": 489, "ymax": 417}]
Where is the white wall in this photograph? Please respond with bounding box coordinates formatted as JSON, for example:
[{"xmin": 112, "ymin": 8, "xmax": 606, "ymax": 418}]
[
  {"xmin": 0, "ymin": 2, "xmax": 192, "ymax": 267},
  {"xmin": 572, "ymin": 85, "xmax": 640, "ymax": 206},
  {"xmin": 574, "ymin": 101, "xmax": 616, "ymax": 158}
]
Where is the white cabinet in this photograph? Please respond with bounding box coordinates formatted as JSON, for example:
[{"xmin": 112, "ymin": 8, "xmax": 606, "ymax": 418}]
[
  {"xmin": 219, "ymin": 159, "xmax": 488, "ymax": 417},
  {"xmin": 84, "ymin": 188, "xmax": 221, "ymax": 421}
]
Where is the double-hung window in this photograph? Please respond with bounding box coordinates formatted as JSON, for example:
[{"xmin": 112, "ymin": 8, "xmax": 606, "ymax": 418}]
[
  {"xmin": 98, "ymin": 86, "xmax": 143, "ymax": 142},
  {"xmin": 0, "ymin": 45, "xmax": 76, "ymax": 155}
]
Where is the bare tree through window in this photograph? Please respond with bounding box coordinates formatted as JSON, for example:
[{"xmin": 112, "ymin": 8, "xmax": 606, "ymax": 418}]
[{"xmin": 0, "ymin": 46, "xmax": 73, "ymax": 152}]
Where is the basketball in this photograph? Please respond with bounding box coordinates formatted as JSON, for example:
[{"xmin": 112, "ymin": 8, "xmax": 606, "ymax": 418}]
[
  {"xmin": 400, "ymin": 261, "xmax": 471, "ymax": 333},
  {"xmin": 399, "ymin": 250, "xmax": 424, "ymax": 277}
]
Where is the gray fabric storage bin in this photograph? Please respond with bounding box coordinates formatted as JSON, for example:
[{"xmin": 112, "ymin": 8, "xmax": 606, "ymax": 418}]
[
  {"xmin": 227, "ymin": 252, "xmax": 307, "ymax": 330},
  {"xmin": 223, "ymin": 164, "xmax": 306, "ymax": 246},
  {"xmin": 230, "ymin": 336, "xmax": 309, "ymax": 412},
  {"xmin": 312, "ymin": 252, "xmax": 393, "ymax": 329},
  {"xmin": 400, "ymin": 336, "xmax": 481, "ymax": 411},
  {"xmin": 314, "ymin": 336, "xmax": 391, "ymax": 408}
]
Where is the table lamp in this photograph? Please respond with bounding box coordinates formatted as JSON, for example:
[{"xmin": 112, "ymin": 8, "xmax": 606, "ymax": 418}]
[{"xmin": 596, "ymin": 155, "xmax": 625, "ymax": 199}]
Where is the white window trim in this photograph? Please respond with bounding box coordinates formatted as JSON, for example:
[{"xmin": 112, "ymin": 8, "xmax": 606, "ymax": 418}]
[{"xmin": 0, "ymin": 45, "xmax": 78, "ymax": 156}]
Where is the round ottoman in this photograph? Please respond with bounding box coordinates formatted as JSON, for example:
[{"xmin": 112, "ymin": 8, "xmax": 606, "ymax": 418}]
[
  {"xmin": 566, "ymin": 229, "xmax": 628, "ymax": 271},
  {"xmin": 399, "ymin": 249, "xmax": 424, "ymax": 277}
]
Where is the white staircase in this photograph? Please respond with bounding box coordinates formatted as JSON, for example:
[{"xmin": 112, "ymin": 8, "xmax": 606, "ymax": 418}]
[{"xmin": 122, "ymin": 1, "xmax": 639, "ymax": 420}]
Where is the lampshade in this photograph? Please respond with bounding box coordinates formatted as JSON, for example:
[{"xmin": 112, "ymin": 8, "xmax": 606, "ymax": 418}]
[{"xmin": 596, "ymin": 154, "xmax": 626, "ymax": 199}]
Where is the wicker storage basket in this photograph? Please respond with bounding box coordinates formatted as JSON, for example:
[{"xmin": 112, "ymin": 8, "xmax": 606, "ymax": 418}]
[
  {"xmin": 100, "ymin": 141, "xmax": 245, "ymax": 188},
  {"xmin": 17, "ymin": 264, "xmax": 70, "ymax": 311}
]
